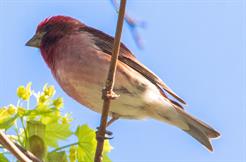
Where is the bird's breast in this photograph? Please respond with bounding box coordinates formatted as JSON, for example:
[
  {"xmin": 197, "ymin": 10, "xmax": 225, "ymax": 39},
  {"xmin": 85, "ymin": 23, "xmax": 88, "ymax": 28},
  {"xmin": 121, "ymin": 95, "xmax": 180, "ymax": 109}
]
[{"xmin": 49, "ymin": 32, "xmax": 167, "ymax": 119}]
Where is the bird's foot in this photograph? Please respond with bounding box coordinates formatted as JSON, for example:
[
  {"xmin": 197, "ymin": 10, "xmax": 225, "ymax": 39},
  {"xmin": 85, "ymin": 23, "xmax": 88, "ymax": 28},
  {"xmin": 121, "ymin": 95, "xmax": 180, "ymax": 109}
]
[
  {"xmin": 102, "ymin": 88, "xmax": 120, "ymax": 100},
  {"xmin": 96, "ymin": 127, "xmax": 113, "ymax": 140}
]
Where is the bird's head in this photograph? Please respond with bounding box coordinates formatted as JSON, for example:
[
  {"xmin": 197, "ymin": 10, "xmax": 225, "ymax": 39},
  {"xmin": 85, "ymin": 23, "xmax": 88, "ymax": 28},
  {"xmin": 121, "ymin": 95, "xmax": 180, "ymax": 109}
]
[{"xmin": 26, "ymin": 15, "xmax": 83, "ymax": 48}]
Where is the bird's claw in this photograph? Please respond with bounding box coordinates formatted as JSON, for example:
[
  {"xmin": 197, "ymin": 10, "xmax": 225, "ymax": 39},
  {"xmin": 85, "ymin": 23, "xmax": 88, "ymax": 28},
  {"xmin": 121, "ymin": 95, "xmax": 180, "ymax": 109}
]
[
  {"xmin": 95, "ymin": 132, "xmax": 114, "ymax": 140},
  {"xmin": 102, "ymin": 88, "xmax": 120, "ymax": 100},
  {"xmin": 96, "ymin": 127, "xmax": 113, "ymax": 140}
]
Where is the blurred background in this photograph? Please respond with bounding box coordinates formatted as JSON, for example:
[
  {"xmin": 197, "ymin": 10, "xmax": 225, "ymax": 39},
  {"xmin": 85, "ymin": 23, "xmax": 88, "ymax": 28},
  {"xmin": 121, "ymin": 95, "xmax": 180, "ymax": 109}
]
[{"xmin": 0, "ymin": 0, "xmax": 245, "ymax": 161}]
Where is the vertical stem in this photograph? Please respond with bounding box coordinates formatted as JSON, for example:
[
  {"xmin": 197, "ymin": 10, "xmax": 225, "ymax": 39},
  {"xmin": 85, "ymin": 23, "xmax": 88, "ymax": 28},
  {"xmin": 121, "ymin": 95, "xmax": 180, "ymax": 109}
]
[
  {"xmin": 20, "ymin": 117, "xmax": 28, "ymax": 147},
  {"xmin": 94, "ymin": 0, "xmax": 127, "ymax": 162}
]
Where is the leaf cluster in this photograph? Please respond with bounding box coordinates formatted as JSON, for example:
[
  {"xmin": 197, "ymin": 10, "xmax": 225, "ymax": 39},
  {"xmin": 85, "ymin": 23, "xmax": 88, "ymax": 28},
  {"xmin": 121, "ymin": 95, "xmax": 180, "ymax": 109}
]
[{"xmin": 0, "ymin": 83, "xmax": 112, "ymax": 162}]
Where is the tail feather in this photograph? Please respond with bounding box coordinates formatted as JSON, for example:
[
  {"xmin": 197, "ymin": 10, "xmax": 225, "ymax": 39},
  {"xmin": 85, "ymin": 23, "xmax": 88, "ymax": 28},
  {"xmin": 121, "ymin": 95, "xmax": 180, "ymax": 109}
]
[
  {"xmin": 185, "ymin": 122, "xmax": 213, "ymax": 151},
  {"xmin": 175, "ymin": 108, "xmax": 220, "ymax": 151}
]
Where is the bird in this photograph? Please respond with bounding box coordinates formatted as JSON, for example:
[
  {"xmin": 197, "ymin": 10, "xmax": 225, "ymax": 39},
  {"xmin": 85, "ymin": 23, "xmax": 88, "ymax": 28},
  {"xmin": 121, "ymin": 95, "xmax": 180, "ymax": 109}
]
[{"xmin": 26, "ymin": 15, "xmax": 220, "ymax": 151}]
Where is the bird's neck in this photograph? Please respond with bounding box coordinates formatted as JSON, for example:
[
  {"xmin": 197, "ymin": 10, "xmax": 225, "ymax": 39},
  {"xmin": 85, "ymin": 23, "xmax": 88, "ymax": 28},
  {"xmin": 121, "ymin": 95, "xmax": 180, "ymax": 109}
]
[
  {"xmin": 40, "ymin": 45, "xmax": 56, "ymax": 69},
  {"xmin": 39, "ymin": 30, "xmax": 66, "ymax": 69}
]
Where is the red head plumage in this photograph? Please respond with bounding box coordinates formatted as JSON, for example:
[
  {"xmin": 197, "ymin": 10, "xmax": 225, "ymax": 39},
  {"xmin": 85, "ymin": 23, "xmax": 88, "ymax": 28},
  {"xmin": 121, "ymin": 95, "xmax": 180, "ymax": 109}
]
[
  {"xmin": 36, "ymin": 15, "xmax": 83, "ymax": 33},
  {"xmin": 34, "ymin": 16, "xmax": 84, "ymax": 69}
]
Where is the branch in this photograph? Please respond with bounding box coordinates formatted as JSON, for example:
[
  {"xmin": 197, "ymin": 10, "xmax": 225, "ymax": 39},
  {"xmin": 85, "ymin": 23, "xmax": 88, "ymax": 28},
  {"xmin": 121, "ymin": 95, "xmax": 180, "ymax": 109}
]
[
  {"xmin": 111, "ymin": 0, "xmax": 145, "ymax": 48},
  {"xmin": 94, "ymin": 0, "xmax": 127, "ymax": 162},
  {"xmin": 15, "ymin": 142, "xmax": 43, "ymax": 162},
  {"xmin": 0, "ymin": 130, "xmax": 42, "ymax": 162}
]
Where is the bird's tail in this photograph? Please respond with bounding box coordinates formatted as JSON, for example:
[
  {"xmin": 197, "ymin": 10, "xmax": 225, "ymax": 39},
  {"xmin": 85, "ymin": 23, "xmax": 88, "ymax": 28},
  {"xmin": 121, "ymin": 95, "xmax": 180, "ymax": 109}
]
[{"xmin": 174, "ymin": 108, "xmax": 220, "ymax": 151}]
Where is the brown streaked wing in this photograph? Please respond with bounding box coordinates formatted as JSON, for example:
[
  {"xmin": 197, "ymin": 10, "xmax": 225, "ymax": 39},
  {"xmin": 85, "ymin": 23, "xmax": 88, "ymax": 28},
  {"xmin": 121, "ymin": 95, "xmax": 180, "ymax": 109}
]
[
  {"xmin": 80, "ymin": 26, "xmax": 186, "ymax": 105},
  {"xmin": 80, "ymin": 26, "xmax": 135, "ymax": 59},
  {"xmin": 120, "ymin": 57, "xmax": 186, "ymax": 105}
]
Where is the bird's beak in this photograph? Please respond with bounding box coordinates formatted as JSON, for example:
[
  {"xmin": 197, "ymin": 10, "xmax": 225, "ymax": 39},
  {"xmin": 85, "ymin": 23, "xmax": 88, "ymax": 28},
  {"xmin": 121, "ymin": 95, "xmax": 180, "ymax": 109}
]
[{"xmin": 25, "ymin": 32, "xmax": 45, "ymax": 48}]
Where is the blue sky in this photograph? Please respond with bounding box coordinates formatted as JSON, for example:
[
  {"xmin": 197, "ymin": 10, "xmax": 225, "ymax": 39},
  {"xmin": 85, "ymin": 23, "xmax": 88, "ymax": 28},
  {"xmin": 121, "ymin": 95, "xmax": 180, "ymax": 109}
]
[{"xmin": 0, "ymin": 0, "xmax": 245, "ymax": 161}]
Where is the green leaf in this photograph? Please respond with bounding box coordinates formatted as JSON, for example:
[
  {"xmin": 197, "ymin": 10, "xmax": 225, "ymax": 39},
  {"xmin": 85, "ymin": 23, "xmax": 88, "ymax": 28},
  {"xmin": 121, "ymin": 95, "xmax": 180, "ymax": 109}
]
[
  {"xmin": 27, "ymin": 121, "xmax": 46, "ymax": 138},
  {"xmin": 77, "ymin": 146, "xmax": 94, "ymax": 162},
  {"xmin": 0, "ymin": 153, "xmax": 9, "ymax": 162},
  {"xmin": 75, "ymin": 125, "xmax": 112, "ymax": 162},
  {"xmin": 28, "ymin": 135, "xmax": 46, "ymax": 160},
  {"xmin": 47, "ymin": 151, "xmax": 67, "ymax": 162},
  {"xmin": 26, "ymin": 121, "xmax": 47, "ymax": 160},
  {"xmin": 75, "ymin": 125, "xmax": 96, "ymax": 162},
  {"xmin": 45, "ymin": 123, "xmax": 72, "ymax": 148}
]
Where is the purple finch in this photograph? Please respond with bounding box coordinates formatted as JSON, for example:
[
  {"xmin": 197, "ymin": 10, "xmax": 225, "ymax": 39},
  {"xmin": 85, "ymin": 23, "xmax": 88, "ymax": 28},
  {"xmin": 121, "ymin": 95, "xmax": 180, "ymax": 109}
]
[{"xmin": 26, "ymin": 16, "xmax": 220, "ymax": 151}]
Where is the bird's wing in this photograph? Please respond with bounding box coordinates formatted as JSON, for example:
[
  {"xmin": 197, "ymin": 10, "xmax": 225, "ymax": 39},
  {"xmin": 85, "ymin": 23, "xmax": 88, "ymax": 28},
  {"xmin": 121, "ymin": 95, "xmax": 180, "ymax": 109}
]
[{"xmin": 80, "ymin": 26, "xmax": 186, "ymax": 105}]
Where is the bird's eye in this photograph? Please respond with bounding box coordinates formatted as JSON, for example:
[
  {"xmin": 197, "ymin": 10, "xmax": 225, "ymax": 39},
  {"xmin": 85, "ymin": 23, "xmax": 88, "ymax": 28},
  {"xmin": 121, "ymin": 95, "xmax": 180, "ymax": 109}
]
[{"xmin": 44, "ymin": 24, "xmax": 53, "ymax": 31}]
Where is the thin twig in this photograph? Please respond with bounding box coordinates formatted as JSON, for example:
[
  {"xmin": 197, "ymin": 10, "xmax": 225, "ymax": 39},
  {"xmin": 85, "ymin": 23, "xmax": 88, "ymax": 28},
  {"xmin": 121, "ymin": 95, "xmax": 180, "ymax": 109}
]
[
  {"xmin": 15, "ymin": 142, "xmax": 43, "ymax": 162},
  {"xmin": 0, "ymin": 130, "xmax": 32, "ymax": 162},
  {"xmin": 94, "ymin": 0, "xmax": 127, "ymax": 162},
  {"xmin": 50, "ymin": 142, "xmax": 79, "ymax": 153},
  {"xmin": 111, "ymin": 0, "xmax": 145, "ymax": 48},
  {"xmin": 21, "ymin": 117, "xmax": 28, "ymax": 147}
]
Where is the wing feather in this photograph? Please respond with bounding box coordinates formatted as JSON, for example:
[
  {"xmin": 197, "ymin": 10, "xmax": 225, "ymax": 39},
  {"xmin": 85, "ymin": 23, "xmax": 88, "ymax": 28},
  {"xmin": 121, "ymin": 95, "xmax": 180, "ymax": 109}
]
[{"xmin": 80, "ymin": 26, "xmax": 186, "ymax": 105}]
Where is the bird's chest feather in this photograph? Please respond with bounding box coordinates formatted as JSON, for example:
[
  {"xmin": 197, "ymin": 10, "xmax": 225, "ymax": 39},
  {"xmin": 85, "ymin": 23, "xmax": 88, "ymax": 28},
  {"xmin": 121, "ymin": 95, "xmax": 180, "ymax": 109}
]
[{"xmin": 49, "ymin": 33, "xmax": 164, "ymax": 118}]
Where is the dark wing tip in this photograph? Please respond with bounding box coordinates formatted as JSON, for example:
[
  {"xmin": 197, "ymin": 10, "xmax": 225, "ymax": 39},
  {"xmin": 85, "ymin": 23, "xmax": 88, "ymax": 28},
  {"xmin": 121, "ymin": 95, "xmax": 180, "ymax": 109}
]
[
  {"xmin": 173, "ymin": 94, "xmax": 187, "ymax": 105},
  {"xmin": 163, "ymin": 87, "xmax": 187, "ymax": 105}
]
